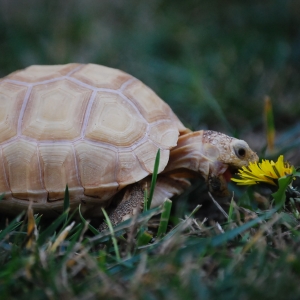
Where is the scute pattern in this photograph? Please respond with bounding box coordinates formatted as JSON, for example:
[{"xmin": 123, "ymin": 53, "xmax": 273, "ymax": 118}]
[
  {"xmin": 0, "ymin": 63, "xmax": 185, "ymax": 211},
  {"xmin": 2, "ymin": 140, "xmax": 47, "ymax": 202},
  {"xmin": 7, "ymin": 64, "xmax": 80, "ymax": 83},
  {"xmin": 117, "ymin": 151, "xmax": 149, "ymax": 187},
  {"xmin": 38, "ymin": 144, "xmax": 83, "ymax": 201},
  {"xmin": 124, "ymin": 80, "xmax": 171, "ymax": 123},
  {"xmin": 85, "ymin": 92, "xmax": 147, "ymax": 146},
  {"xmin": 22, "ymin": 80, "xmax": 91, "ymax": 140},
  {"xmin": 0, "ymin": 82, "xmax": 27, "ymax": 143},
  {"xmin": 75, "ymin": 142, "xmax": 118, "ymax": 199},
  {"xmin": 133, "ymin": 140, "xmax": 170, "ymax": 173},
  {"xmin": 149, "ymin": 121, "xmax": 179, "ymax": 148},
  {"xmin": 71, "ymin": 64, "xmax": 132, "ymax": 89}
]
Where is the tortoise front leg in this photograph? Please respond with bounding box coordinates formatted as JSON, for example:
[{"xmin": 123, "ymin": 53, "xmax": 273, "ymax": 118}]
[
  {"xmin": 98, "ymin": 176, "xmax": 190, "ymax": 231},
  {"xmin": 99, "ymin": 184, "xmax": 144, "ymax": 231}
]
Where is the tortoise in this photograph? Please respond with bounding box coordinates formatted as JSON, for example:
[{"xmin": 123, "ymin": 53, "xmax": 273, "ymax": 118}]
[{"xmin": 0, "ymin": 63, "xmax": 258, "ymax": 225}]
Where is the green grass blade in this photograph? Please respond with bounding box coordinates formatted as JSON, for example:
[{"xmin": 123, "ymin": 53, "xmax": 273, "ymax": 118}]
[
  {"xmin": 63, "ymin": 184, "xmax": 69, "ymax": 212},
  {"xmin": 272, "ymin": 175, "xmax": 293, "ymax": 207},
  {"xmin": 0, "ymin": 212, "xmax": 24, "ymax": 241},
  {"xmin": 67, "ymin": 224, "xmax": 83, "ymax": 242},
  {"xmin": 147, "ymin": 149, "xmax": 160, "ymax": 210},
  {"xmin": 143, "ymin": 189, "xmax": 148, "ymax": 213},
  {"xmin": 227, "ymin": 196, "xmax": 235, "ymax": 222},
  {"xmin": 137, "ymin": 231, "xmax": 153, "ymax": 247},
  {"xmin": 157, "ymin": 199, "xmax": 172, "ymax": 237},
  {"xmin": 101, "ymin": 208, "xmax": 121, "ymax": 262},
  {"xmin": 78, "ymin": 204, "xmax": 100, "ymax": 235},
  {"xmin": 177, "ymin": 207, "xmax": 279, "ymax": 257},
  {"xmin": 88, "ymin": 206, "xmax": 163, "ymax": 245},
  {"xmin": 98, "ymin": 250, "xmax": 107, "ymax": 271},
  {"xmin": 38, "ymin": 210, "xmax": 69, "ymax": 245},
  {"xmin": 159, "ymin": 205, "xmax": 201, "ymax": 242},
  {"xmin": 63, "ymin": 185, "xmax": 70, "ymax": 228}
]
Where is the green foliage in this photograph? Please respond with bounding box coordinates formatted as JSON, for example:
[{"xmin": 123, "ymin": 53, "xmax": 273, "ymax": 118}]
[
  {"xmin": 1, "ymin": 194, "xmax": 300, "ymax": 299},
  {"xmin": 157, "ymin": 199, "xmax": 172, "ymax": 237},
  {"xmin": 146, "ymin": 149, "xmax": 160, "ymax": 211},
  {"xmin": 272, "ymin": 174, "xmax": 294, "ymax": 207}
]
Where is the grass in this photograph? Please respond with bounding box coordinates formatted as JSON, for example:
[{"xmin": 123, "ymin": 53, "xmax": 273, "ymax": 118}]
[{"xmin": 1, "ymin": 184, "xmax": 300, "ymax": 299}]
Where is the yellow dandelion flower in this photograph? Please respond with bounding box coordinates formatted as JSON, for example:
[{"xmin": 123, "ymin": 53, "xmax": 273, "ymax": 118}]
[{"xmin": 231, "ymin": 155, "xmax": 294, "ymax": 186}]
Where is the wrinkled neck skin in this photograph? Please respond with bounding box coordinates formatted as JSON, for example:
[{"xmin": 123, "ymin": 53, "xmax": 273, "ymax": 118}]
[{"xmin": 163, "ymin": 130, "xmax": 258, "ymax": 196}]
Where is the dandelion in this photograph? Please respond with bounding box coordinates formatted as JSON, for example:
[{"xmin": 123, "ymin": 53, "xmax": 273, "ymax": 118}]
[{"xmin": 231, "ymin": 155, "xmax": 294, "ymax": 186}]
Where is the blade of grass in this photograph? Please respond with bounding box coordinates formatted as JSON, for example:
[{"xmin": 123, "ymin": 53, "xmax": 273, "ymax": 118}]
[
  {"xmin": 101, "ymin": 208, "xmax": 121, "ymax": 262},
  {"xmin": 147, "ymin": 149, "xmax": 160, "ymax": 210},
  {"xmin": 157, "ymin": 199, "xmax": 172, "ymax": 237},
  {"xmin": 26, "ymin": 205, "xmax": 37, "ymax": 250},
  {"xmin": 0, "ymin": 212, "xmax": 24, "ymax": 241},
  {"xmin": 208, "ymin": 192, "xmax": 229, "ymax": 219},
  {"xmin": 63, "ymin": 184, "xmax": 69, "ymax": 227},
  {"xmin": 272, "ymin": 174, "xmax": 293, "ymax": 207},
  {"xmin": 228, "ymin": 195, "xmax": 235, "ymax": 222},
  {"xmin": 48, "ymin": 221, "xmax": 75, "ymax": 252},
  {"xmin": 158, "ymin": 205, "xmax": 201, "ymax": 242},
  {"xmin": 38, "ymin": 210, "xmax": 69, "ymax": 245},
  {"xmin": 78, "ymin": 204, "xmax": 100, "ymax": 236},
  {"xmin": 137, "ymin": 231, "xmax": 153, "ymax": 247},
  {"xmin": 143, "ymin": 187, "xmax": 148, "ymax": 213},
  {"xmin": 67, "ymin": 223, "xmax": 85, "ymax": 242},
  {"xmin": 177, "ymin": 207, "xmax": 279, "ymax": 257},
  {"xmin": 88, "ymin": 206, "xmax": 163, "ymax": 244},
  {"xmin": 98, "ymin": 250, "xmax": 107, "ymax": 271},
  {"xmin": 64, "ymin": 184, "xmax": 69, "ymax": 212}
]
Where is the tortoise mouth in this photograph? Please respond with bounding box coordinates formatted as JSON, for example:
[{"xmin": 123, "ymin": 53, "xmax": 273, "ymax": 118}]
[
  {"xmin": 222, "ymin": 166, "xmax": 239, "ymax": 183},
  {"xmin": 208, "ymin": 165, "xmax": 238, "ymax": 197},
  {"xmin": 222, "ymin": 167, "xmax": 233, "ymax": 183}
]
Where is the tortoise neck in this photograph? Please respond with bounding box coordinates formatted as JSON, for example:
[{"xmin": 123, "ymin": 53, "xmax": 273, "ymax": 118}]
[{"xmin": 162, "ymin": 130, "xmax": 210, "ymax": 180}]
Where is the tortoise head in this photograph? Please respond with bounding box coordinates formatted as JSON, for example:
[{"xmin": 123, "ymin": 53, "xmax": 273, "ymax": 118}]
[{"xmin": 202, "ymin": 130, "xmax": 258, "ymax": 196}]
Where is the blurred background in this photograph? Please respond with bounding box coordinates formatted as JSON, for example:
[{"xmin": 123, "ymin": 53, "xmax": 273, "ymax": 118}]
[{"xmin": 1, "ymin": 0, "xmax": 300, "ymax": 219}]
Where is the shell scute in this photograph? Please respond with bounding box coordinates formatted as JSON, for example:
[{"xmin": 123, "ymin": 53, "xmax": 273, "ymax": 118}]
[
  {"xmin": 0, "ymin": 82, "xmax": 27, "ymax": 143},
  {"xmin": 75, "ymin": 142, "xmax": 119, "ymax": 200},
  {"xmin": 133, "ymin": 140, "xmax": 170, "ymax": 174},
  {"xmin": 22, "ymin": 79, "xmax": 91, "ymax": 140},
  {"xmin": 7, "ymin": 63, "xmax": 81, "ymax": 83},
  {"xmin": 117, "ymin": 151, "xmax": 149, "ymax": 187},
  {"xmin": 71, "ymin": 64, "xmax": 132, "ymax": 89},
  {"xmin": 124, "ymin": 80, "xmax": 170, "ymax": 123},
  {"xmin": 2, "ymin": 140, "xmax": 47, "ymax": 202},
  {"xmin": 85, "ymin": 92, "xmax": 147, "ymax": 146},
  {"xmin": 0, "ymin": 148, "xmax": 11, "ymax": 197},
  {"xmin": 39, "ymin": 144, "xmax": 83, "ymax": 201},
  {"xmin": 149, "ymin": 121, "xmax": 179, "ymax": 149}
]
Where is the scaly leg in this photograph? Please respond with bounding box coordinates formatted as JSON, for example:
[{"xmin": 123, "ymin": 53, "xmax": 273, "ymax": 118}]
[
  {"xmin": 98, "ymin": 176, "xmax": 190, "ymax": 231},
  {"xmin": 99, "ymin": 184, "xmax": 144, "ymax": 231}
]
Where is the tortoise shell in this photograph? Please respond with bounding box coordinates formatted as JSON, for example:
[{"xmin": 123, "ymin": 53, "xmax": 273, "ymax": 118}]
[{"xmin": 0, "ymin": 63, "xmax": 188, "ymax": 214}]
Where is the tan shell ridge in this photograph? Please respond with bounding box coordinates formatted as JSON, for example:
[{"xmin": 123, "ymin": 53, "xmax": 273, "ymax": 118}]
[{"xmin": 0, "ymin": 63, "xmax": 184, "ymax": 208}]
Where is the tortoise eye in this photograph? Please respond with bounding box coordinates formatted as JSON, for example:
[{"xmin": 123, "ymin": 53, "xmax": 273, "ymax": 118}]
[{"xmin": 236, "ymin": 147, "xmax": 246, "ymax": 158}]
